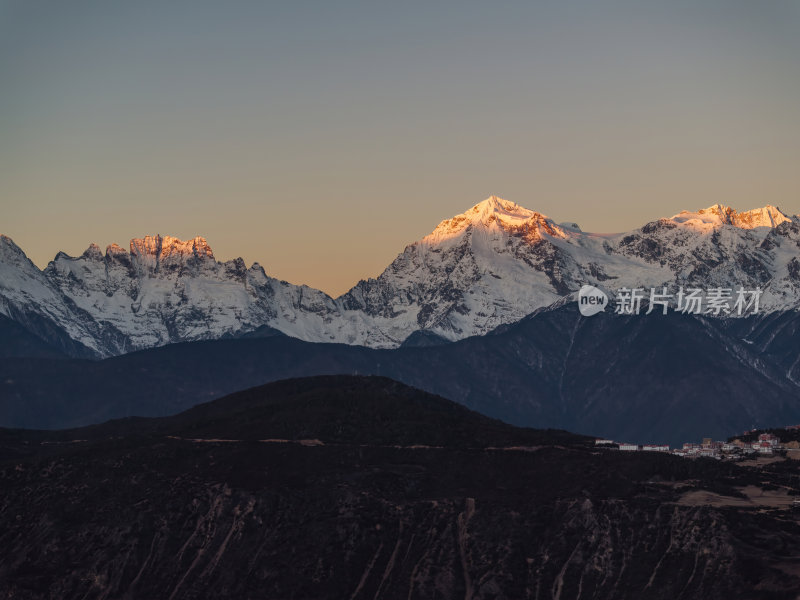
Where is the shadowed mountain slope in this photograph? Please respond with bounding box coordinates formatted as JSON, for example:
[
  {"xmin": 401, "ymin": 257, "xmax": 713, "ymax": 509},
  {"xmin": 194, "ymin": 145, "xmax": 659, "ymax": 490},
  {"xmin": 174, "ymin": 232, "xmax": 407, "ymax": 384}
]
[{"xmin": 3, "ymin": 305, "xmax": 800, "ymax": 445}]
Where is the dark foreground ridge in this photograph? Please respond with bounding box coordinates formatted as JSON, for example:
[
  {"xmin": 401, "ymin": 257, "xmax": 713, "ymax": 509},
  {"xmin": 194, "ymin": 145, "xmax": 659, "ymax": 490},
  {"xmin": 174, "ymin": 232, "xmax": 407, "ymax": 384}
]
[{"xmin": 1, "ymin": 376, "xmax": 800, "ymax": 599}]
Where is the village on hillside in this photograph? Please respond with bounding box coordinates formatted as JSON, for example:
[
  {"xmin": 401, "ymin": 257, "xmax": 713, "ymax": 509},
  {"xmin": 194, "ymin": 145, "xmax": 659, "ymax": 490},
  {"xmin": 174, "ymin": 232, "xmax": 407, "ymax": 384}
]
[{"xmin": 595, "ymin": 425, "xmax": 800, "ymax": 460}]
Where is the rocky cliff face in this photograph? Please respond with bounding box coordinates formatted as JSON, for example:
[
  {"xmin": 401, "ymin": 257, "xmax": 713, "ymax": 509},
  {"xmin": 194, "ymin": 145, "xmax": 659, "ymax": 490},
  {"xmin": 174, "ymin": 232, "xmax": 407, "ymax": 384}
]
[{"xmin": 3, "ymin": 197, "xmax": 800, "ymax": 357}]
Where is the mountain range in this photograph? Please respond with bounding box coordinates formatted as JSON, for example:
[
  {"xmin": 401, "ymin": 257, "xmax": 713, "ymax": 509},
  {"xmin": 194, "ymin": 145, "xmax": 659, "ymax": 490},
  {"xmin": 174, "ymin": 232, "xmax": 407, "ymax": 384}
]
[{"xmin": 3, "ymin": 196, "xmax": 800, "ymax": 359}]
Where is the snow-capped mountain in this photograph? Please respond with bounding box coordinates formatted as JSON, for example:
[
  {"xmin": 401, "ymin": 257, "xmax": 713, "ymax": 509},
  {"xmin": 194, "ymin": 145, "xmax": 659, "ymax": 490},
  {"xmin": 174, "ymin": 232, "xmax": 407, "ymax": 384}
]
[
  {"xmin": 40, "ymin": 234, "xmax": 369, "ymax": 355},
  {"xmin": 0, "ymin": 235, "xmax": 109, "ymax": 357},
  {"xmin": 341, "ymin": 197, "xmax": 800, "ymax": 338},
  {"xmin": 2, "ymin": 196, "xmax": 800, "ymax": 358}
]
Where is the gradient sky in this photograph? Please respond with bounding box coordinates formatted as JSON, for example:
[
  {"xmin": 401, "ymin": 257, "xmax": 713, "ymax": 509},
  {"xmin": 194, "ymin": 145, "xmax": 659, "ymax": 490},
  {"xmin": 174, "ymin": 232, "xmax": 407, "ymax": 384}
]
[{"xmin": 2, "ymin": 1, "xmax": 799, "ymax": 296}]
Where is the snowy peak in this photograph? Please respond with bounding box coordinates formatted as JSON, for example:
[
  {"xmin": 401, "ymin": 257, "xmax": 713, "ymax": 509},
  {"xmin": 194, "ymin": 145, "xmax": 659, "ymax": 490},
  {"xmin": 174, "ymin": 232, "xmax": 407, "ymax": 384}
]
[
  {"xmin": 469, "ymin": 195, "xmax": 538, "ymax": 224},
  {"xmin": 699, "ymin": 204, "xmax": 736, "ymax": 223},
  {"xmin": 81, "ymin": 243, "xmax": 104, "ymax": 261},
  {"xmin": 0, "ymin": 234, "xmax": 27, "ymax": 261},
  {"xmin": 669, "ymin": 204, "xmax": 792, "ymax": 230},
  {"xmin": 734, "ymin": 205, "xmax": 792, "ymax": 229},
  {"xmin": 40, "ymin": 235, "xmax": 216, "ymax": 270},
  {"xmin": 105, "ymin": 243, "xmax": 128, "ymax": 258},
  {"xmin": 129, "ymin": 235, "xmax": 214, "ymax": 261},
  {"xmin": 0, "ymin": 235, "xmax": 45, "ymax": 278},
  {"xmin": 127, "ymin": 234, "xmax": 216, "ymax": 274},
  {"xmin": 425, "ymin": 196, "xmax": 567, "ymax": 243}
]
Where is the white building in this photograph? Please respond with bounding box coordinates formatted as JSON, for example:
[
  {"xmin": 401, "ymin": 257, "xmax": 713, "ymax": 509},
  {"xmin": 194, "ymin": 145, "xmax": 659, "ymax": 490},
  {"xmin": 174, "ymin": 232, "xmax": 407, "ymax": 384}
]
[
  {"xmin": 757, "ymin": 442, "xmax": 774, "ymax": 455},
  {"xmin": 618, "ymin": 444, "xmax": 640, "ymax": 451}
]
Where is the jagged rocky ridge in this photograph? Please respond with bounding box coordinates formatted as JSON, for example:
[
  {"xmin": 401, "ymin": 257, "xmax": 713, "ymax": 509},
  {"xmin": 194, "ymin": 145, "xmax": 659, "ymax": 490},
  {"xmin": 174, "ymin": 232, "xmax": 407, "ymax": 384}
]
[{"xmin": 3, "ymin": 197, "xmax": 800, "ymax": 357}]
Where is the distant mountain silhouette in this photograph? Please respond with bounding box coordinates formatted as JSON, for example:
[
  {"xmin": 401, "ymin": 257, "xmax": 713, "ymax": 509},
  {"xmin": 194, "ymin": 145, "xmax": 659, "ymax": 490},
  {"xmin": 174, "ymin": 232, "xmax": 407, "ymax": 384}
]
[{"xmin": 3, "ymin": 306, "xmax": 800, "ymax": 445}]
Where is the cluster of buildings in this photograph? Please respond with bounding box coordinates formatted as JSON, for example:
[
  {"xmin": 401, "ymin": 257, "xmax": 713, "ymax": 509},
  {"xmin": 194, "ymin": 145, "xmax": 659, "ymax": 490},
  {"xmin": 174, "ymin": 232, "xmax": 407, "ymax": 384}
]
[{"xmin": 595, "ymin": 432, "xmax": 789, "ymax": 460}]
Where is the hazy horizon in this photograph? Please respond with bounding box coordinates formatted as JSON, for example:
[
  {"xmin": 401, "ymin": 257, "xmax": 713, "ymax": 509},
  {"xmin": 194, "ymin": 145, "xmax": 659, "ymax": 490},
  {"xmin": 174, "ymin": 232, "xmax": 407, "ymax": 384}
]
[{"xmin": 3, "ymin": 1, "xmax": 799, "ymax": 295}]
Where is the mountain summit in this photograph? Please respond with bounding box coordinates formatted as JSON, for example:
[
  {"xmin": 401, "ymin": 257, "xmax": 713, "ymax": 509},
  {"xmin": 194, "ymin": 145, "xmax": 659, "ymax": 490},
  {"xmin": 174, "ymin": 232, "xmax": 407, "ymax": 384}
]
[
  {"xmin": 425, "ymin": 196, "xmax": 568, "ymax": 244},
  {"xmin": 670, "ymin": 204, "xmax": 792, "ymax": 230},
  {"xmin": 2, "ymin": 197, "xmax": 800, "ymax": 357},
  {"xmin": 129, "ymin": 234, "xmax": 215, "ymax": 264}
]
